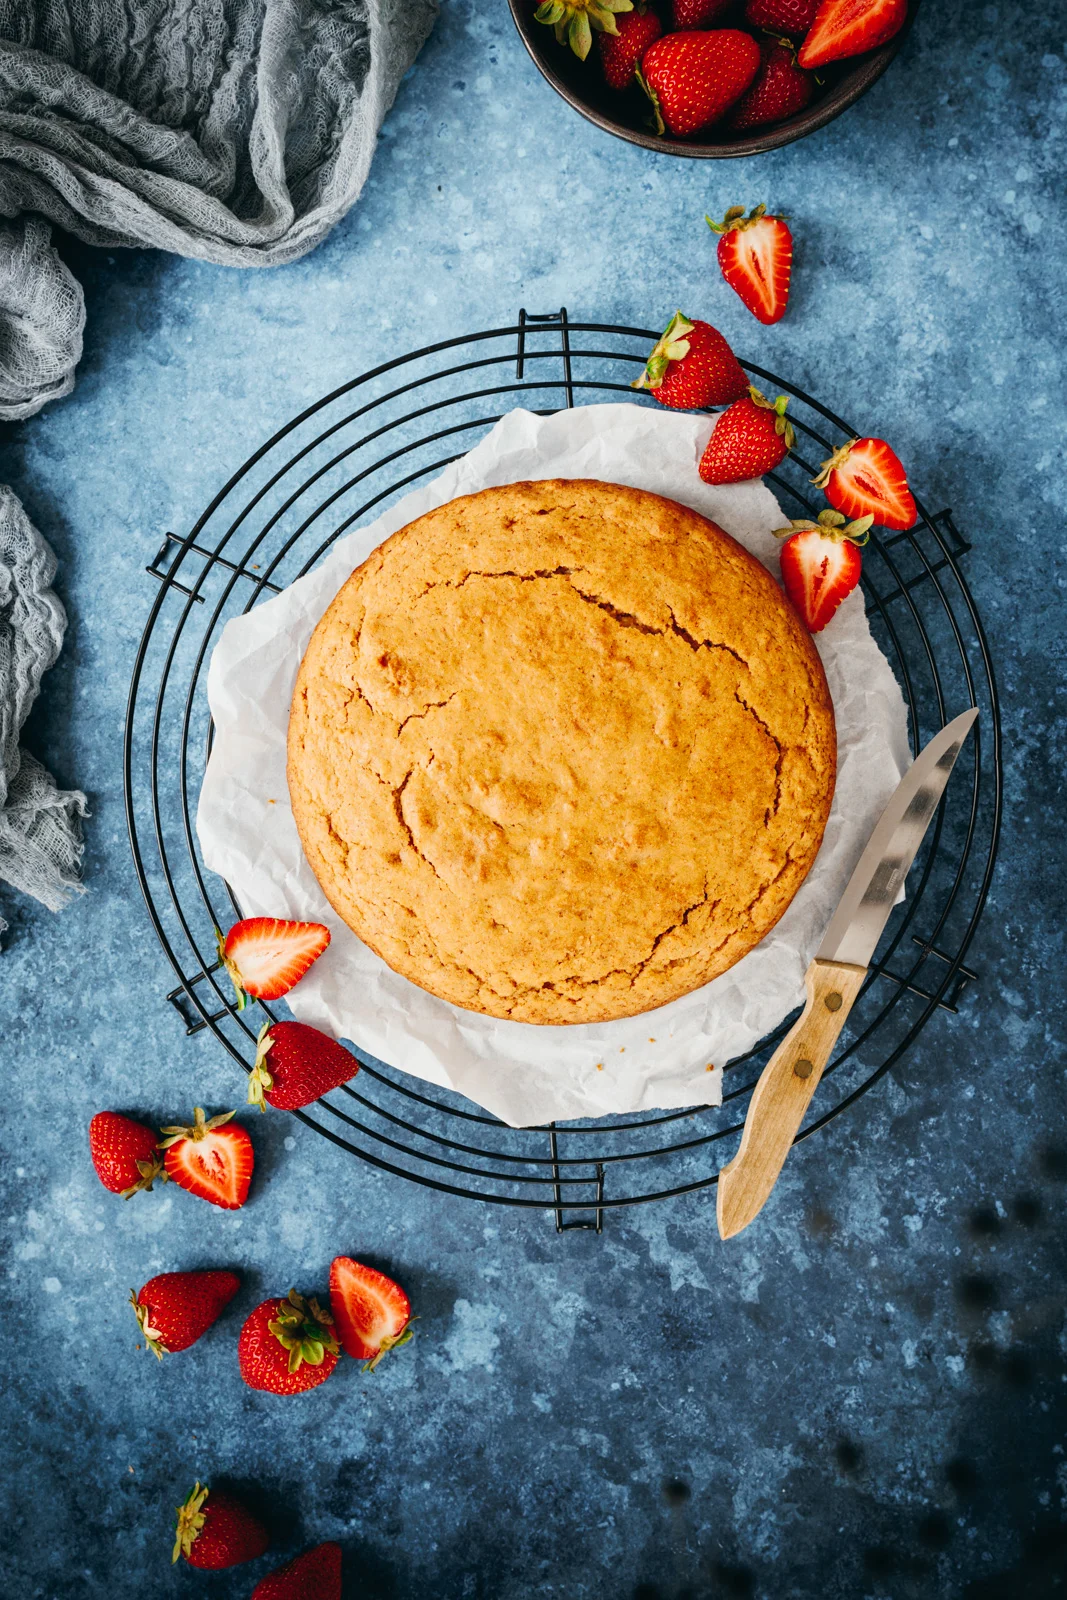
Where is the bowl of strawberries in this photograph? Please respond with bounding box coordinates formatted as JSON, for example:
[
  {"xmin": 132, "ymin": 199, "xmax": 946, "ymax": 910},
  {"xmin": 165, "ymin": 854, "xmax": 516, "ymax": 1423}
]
[{"xmin": 508, "ymin": 0, "xmax": 920, "ymax": 156}]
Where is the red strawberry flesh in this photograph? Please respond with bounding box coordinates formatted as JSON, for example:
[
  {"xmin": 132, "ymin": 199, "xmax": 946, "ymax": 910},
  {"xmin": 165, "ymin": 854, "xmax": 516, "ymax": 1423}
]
[
  {"xmin": 780, "ymin": 529, "xmax": 863, "ymax": 632},
  {"xmin": 221, "ymin": 917, "xmax": 330, "ymax": 1005},
  {"xmin": 798, "ymin": 0, "xmax": 907, "ymax": 69},
  {"xmin": 818, "ymin": 437, "xmax": 916, "ymax": 529},
  {"xmin": 330, "ymin": 1255, "xmax": 414, "ymax": 1368},
  {"xmin": 712, "ymin": 205, "xmax": 793, "ymax": 324},
  {"xmin": 160, "ymin": 1108, "xmax": 254, "ymax": 1209}
]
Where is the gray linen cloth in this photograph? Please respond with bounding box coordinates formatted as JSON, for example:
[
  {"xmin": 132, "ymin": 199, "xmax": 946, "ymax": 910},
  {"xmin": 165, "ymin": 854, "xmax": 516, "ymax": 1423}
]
[{"xmin": 0, "ymin": 0, "xmax": 436, "ymax": 935}]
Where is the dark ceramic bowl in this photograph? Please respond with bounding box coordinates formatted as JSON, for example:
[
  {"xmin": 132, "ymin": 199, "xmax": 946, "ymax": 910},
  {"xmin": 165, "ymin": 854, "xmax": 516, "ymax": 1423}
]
[{"xmin": 507, "ymin": 0, "xmax": 921, "ymax": 158}]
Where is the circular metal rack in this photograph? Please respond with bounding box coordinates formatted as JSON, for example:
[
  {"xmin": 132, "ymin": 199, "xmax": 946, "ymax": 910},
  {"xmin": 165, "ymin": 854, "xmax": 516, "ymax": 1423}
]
[{"xmin": 124, "ymin": 312, "xmax": 1002, "ymax": 1230}]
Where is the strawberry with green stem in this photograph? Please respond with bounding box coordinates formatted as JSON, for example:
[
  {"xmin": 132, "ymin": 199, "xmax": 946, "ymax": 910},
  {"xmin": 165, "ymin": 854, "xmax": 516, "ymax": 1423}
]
[
  {"xmin": 534, "ymin": 0, "xmax": 633, "ymax": 62},
  {"xmin": 88, "ymin": 1111, "xmax": 166, "ymax": 1198},
  {"xmin": 130, "ymin": 1270, "xmax": 240, "ymax": 1359},
  {"xmin": 776, "ymin": 508, "xmax": 873, "ymax": 632},
  {"xmin": 699, "ymin": 387, "xmax": 795, "ymax": 484},
  {"xmin": 813, "ymin": 436, "xmax": 916, "ymax": 529},
  {"xmin": 707, "ymin": 203, "xmax": 793, "ymax": 324},
  {"xmin": 238, "ymin": 1289, "xmax": 340, "ymax": 1395},
  {"xmin": 247, "ymin": 1020, "xmax": 359, "ymax": 1112},
  {"xmin": 217, "ymin": 916, "xmax": 330, "ymax": 1010},
  {"xmin": 330, "ymin": 1256, "xmax": 415, "ymax": 1372},
  {"xmin": 172, "ymin": 1482, "xmax": 270, "ymax": 1569},
  {"xmin": 633, "ymin": 311, "xmax": 748, "ymax": 410},
  {"xmin": 159, "ymin": 1107, "xmax": 254, "ymax": 1210}
]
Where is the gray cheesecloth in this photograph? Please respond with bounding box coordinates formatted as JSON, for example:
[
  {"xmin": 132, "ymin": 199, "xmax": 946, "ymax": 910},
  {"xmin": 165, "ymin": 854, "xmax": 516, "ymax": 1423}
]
[{"xmin": 0, "ymin": 0, "xmax": 437, "ymax": 938}]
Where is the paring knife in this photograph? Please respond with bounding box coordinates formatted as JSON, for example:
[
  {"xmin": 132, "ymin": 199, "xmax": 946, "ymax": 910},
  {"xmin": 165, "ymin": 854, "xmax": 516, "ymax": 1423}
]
[{"xmin": 716, "ymin": 707, "xmax": 979, "ymax": 1242}]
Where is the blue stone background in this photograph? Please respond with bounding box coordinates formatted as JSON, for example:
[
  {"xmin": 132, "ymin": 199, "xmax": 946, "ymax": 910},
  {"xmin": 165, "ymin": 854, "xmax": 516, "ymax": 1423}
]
[{"xmin": 1, "ymin": 1, "xmax": 1065, "ymax": 1595}]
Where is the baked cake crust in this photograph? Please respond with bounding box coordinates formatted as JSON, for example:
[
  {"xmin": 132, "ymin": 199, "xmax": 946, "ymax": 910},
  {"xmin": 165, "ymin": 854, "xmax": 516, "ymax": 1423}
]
[{"xmin": 287, "ymin": 479, "xmax": 836, "ymax": 1025}]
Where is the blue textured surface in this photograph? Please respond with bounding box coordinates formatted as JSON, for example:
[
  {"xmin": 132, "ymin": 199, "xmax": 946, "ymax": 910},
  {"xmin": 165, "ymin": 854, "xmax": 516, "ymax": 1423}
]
[{"xmin": 2, "ymin": 2, "xmax": 1066, "ymax": 1596}]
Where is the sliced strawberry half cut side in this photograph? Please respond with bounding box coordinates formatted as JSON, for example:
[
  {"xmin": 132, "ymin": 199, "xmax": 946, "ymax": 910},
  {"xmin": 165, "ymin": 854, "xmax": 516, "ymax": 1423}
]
[
  {"xmin": 708, "ymin": 204, "xmax": 792, "ymax": 325},
  {"xmin": 218, "ymin": 917, "xmax": 330, "ymax": 1009},
  {"xmin": 776, "ymin": 508, "xmax": 872, "ymax": 632},
  {"xmin": 330, "ymin": 1256, "xmax": 414, "ymax": 1371},
  {"xmin": 813, "ymin": 436, "xmax": 916, "ymax": 529},
  {"xmin": 798, "ymin": 0, "xmax": 908, "ymax": 70},
  {"xmin": 159, "ymin": 1108, "xmax": 254, "ymax": 1210}
]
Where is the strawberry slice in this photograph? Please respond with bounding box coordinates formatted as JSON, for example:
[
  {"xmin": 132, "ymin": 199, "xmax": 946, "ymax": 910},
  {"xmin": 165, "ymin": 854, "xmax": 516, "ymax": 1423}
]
[
  {"xmin": 330, "ymin": 1256, "xmax": 415, "ymax": 1371},
  {"xmin": 218, "ymin": 917, "xmax": 330, "ymax": 1009},
  {"xmin": 813, "ymin": 436, "xmax": 916, "ymax": 529},
  {"xmin": 798, "ymin": 0, "xmax": 908, "ymax": 69},
  {"xmin": 707, "ymin": 204, "xmax": 792, "ymax": 325},
  {"xmin": 776, "ymin": 508, "xmax": 873, "ymax": 632},
  {"xmin": 159, "ymin": 1108, "xmax": 254, "ymax": 1210}
]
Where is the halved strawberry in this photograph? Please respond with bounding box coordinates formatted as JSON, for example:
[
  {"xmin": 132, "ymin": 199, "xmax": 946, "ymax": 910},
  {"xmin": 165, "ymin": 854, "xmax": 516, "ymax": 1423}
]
[
  {"xmin": 633, "ymin": 311, "xmax": 749, "ymax": 410},
  {"xmin": 776, "ymin": 508, "xmax": 873, "ymax": 632},
  {"xmin": 707, "ymin": 203, "xmax": 792, "ymax": 325},
  {"xmin": 812, "ymin": 436, "xmax": 916, "ymax": 529},
  {"xmin": 598, "ymin": 5, "xmax": 661, "ymax": 90},
  {"xmin": 330, "ymin": 1256, "xmax": 415, "ymax": 1372},
  {"xmin": 218, "ymin": 917, "xmax": 330, "ymax": 1009},
  {"xmin": 159, "ymin": 1108, "xmax": 254, "ymax": 1210},
  {"xmin": 698, "ymin": 387, "xmax": 794, "ymax": 484},
  {"xmin": 251, "ymin": 1543, "xmax": 342, "ymax": 1600},
  {"xmin": 88, "ymin": 1111, "xmax": 166, "ymax": 1198},
  {"xmin": 798, "ymin": 0, "xmax": 907, "ymax": 69}
]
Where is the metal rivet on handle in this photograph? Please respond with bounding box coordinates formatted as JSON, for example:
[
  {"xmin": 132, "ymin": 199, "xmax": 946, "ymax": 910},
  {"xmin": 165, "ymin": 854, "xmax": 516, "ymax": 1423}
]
[
  {"xmin": 825, "ymin": 992, "xmax": 843, "ymax": 1012},
  {"xmin": 794, "ymin": 1058, "xmax": 814, "ymax": 1079}
]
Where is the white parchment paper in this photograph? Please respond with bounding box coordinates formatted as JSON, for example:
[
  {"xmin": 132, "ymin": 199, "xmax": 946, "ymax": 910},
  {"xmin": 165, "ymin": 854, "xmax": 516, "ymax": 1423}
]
[{"xmin": 197, "ymin": 404, "xmax": 911, "ymax": 1127}]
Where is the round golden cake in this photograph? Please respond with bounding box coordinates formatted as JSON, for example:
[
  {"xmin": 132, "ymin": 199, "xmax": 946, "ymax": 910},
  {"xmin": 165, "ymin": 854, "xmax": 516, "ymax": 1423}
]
[{"xmin": 288, "ymin": 479, "xmax": 836, "ymax": 1025}]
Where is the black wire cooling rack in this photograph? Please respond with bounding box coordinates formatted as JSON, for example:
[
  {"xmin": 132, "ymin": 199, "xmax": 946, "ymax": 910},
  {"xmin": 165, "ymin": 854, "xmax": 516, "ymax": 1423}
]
[{"xmin": 124, "ymin": 311, "xmax": 1002, "ymax": 1230}]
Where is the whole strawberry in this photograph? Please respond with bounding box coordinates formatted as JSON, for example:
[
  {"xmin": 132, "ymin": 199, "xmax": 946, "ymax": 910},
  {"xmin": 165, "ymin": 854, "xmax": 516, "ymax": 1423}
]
[
  {"xmin": 727, "ymin": 39, "xmax": 814, "ymax": 132},
  {"xmin": 238, "ymin": 1290, "xmax": 340, "ymax": 1395},
  {"xmin": 247, "ymin": 1020, "xmax": 359, "ymax": 1111},
  {"xmin": 638, "ymin": 30, "xmax": 761, "ymax": 137},
  {"xmin": 88, "ymin": 1111, "xmax": 166, "ymax": 1198},
  {"xmin": 251, "ymin": 1542, "xmax": 343, "ymax": 1600},
  {"xmin": 799, "ymin": 0, "xmax": 907, "ymax": 69},
  {"xmin": 813, "ymin": 436, "xmax": 916, "ymax": 529},
  {"xmin": 743, "ymin": 0, "xmax": 818, "ymax": 32},
  {"xmin": 130, "ymin": 1270, "xmax": 241, "ymax": 1359},
  {"xmin": 633, "ymin": 311, "xmax": 748, "ymax": 410},
  {"xmin": 775, "ymin": 508, "xmax": 873, "ymax": 632},
  {"xmin": 159, "ymin": 1106, "xmax": 254, "ymax": 1210},
  {"xmin": 699, "ymin": 388, "xmax": 795, "ymax": 484},
  {"xmin": 172, "ymin": 1482, "xmax": 270, "ymax": 1569},
  {"xmin": 670, "ymin": 0, "xmax": 733, "ymax": 25},
  {"xmin": 707, "ymin": 203, "xmax": 793, "ymax": 324},
  {"xmin": 597, "ymin": 6, "xmax": 661, "ymax": 91},
  {"xmin": 534, "ymin": 0, "xmax": 634, "ymax": 61}
]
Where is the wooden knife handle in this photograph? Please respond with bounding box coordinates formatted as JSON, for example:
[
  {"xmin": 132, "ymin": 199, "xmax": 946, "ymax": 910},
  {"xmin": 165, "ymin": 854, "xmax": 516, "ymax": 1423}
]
[{"xmin": 716, "ymin": 958, "xmax": 867, "ymax": 1240}]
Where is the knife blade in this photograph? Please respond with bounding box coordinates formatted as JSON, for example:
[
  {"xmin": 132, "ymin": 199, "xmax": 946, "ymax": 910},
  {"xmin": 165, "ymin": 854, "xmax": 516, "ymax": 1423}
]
[{"xmin": 716, "ymin": 707, "xmax": 978, "ymax": 1241}]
